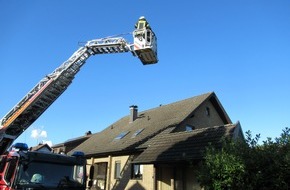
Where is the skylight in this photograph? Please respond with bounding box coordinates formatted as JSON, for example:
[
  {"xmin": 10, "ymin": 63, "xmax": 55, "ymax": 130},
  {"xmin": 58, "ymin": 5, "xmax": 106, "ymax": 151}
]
[
  {"xmin": 131, "ymin": 128, "xmax": 144, "ymax": 138},
  {"xmin": 114, "ymin": 131, "xmax": 129, "ymax": 140}
]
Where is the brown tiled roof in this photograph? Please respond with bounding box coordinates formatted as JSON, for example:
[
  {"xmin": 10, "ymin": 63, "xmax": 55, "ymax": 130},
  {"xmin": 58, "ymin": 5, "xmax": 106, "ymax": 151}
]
[
  {"xmin": 52, "ymin": 134, "xmax": 91, "ymax": 148},
  {"xmin": 72, "ymin": 92, "xmax": 231, "ymax": 157},
  {"xmin": 132, "ymin": 124, "xmax": 239, "ymax": 164}
]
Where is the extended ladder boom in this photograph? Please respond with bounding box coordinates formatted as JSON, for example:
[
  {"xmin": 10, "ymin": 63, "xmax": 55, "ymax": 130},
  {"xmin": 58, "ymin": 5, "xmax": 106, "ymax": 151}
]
[{"xmin": 0, "ymin": 28, "xmax": 158, "ymax": 154}]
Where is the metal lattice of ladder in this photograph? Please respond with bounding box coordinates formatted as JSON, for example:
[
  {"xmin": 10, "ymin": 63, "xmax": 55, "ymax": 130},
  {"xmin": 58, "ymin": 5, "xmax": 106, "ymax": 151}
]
[{"xmin": 0, "ymin": 37, "xmax": 133, "ymax": 153}]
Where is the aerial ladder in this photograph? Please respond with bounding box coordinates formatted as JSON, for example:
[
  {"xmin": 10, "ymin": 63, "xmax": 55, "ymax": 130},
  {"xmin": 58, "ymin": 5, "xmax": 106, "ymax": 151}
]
[{"xmin": 0, "ymin": 18, "xmax": 158, "ymax": 155}]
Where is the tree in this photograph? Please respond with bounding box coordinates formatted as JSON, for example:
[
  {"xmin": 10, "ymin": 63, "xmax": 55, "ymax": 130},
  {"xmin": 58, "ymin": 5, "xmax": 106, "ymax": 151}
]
[
  {"xmin": 197, "ymin": 127, "xmax": 290, "ymax": 190},
  {"xmin": 197, "ymin": 140, "xmax": 246, "ymax": 190}
]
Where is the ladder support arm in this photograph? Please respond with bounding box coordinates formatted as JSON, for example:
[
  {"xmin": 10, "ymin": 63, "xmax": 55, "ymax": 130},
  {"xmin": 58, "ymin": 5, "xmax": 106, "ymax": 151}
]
[{"xmin": 0, "ymin": 27, "xmax": 158, "ymax": 154}]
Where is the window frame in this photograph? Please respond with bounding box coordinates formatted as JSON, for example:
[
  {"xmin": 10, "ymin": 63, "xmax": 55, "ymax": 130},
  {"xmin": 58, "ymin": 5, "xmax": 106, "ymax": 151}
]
[
  {"xmin": 5, "ymin": 158, "xmax": 17, "ymax": 185},
  {"xmin": 131, "ymin": 164, "xmax": 143, "ymax": 180},
  {"xmin": 114, "ymin": 161, "xmax": 121, "ymax": 179}
]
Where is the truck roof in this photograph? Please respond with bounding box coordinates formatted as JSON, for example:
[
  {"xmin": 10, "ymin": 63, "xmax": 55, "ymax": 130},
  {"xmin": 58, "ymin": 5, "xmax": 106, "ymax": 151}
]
[{"xmin": 19, "ymin": 151, "xmax": 85, "ymax": 165}]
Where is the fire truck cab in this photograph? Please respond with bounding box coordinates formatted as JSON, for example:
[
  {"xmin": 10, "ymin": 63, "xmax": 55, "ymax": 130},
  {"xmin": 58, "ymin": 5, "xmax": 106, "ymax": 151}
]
[{"xmin": 0, "ymin": 143, "xmax": 86, "ymax": 190}]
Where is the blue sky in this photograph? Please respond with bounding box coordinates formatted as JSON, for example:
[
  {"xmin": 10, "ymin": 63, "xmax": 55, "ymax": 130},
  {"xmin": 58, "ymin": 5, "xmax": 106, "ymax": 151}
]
[{"xmin": 0, "ymin": 0, "xmax": 289, "ymax": 146}]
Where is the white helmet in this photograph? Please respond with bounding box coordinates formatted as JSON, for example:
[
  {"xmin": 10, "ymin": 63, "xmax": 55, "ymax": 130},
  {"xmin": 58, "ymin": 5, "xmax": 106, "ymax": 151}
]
[
  {"xmin": 139, "ymin": 16, "xmax": 145, "ymax": 19},
  {"xmin": 31, "ymin": 174, "xmax": 43, "ymax": 183}
]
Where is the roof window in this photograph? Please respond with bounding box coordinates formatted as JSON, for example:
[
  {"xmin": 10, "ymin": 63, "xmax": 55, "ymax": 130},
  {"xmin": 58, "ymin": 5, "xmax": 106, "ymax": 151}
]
[
  {"xmin": 114, "ymin": 131, "xmax": 129, "ymax": 140},
  {"xmin": 131, "ymin": 128, "xmax": 144, "ymax": 138}
]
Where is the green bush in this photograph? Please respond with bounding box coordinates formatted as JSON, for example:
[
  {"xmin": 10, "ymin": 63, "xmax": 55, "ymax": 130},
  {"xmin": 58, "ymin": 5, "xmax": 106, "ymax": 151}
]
[{"xmin": 198, "ymin": 127, "xmax": 290, "ymax": 190}]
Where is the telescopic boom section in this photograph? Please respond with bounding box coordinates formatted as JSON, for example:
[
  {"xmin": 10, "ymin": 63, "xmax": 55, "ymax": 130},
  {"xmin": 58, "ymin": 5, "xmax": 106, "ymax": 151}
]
[{"xmin": 0, "ymin": 29, "xmax": 158, "ymax": 154}]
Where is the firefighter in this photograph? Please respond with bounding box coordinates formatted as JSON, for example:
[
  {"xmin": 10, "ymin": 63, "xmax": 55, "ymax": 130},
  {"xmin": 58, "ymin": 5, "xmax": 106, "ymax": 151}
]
[
  {"xmin": 31, "ymin": 173, "xmax": 43, "ymax": 183},
  {"xmin": 135, "ymin": 16, "xmax": 151, "ymax": 30}
]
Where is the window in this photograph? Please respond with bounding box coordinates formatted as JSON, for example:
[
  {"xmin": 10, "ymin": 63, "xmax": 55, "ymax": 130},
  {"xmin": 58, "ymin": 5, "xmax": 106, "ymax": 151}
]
[
  {"xmin": 146, "ymin": 31, "xmax": 151, "ymax": 44},
  {"xmin": 114, "ymin": 131, "xmax": 129, "ymax": 140},
  {"xmin": 114, "ymin": 161, "xmax": 121, "ymax": 179},
  {"xmin": 5, "ymin": 158, "xmax": 17, "ymax": 184},
  {"xmin": 131, "ymin": 164, "xmax": 143, "ymax": 180},
  {"xmin": 206, "ymin": 107, "xmax": 210, "ymax": 116},
  {"xmin": 186, "ymin": 125, "xmax": 195, "ymax": 131},
  {"xmin": 131, "ymin": 128, "xmax": 144, "ymax": 138},
  {"xmin": 16, "ymin": 160, "xmax": 86, "ymax": 189},
  {"xmin": 93, "ymin": 162, "xmax": 107, "ymax": 190},
  {"xmin": 0, "ymin": 156, "xmax": 7, "ymax": 173}
]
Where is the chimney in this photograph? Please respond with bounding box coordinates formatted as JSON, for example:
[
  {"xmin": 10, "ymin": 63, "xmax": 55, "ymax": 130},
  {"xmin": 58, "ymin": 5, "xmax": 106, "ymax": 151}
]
[
  {"xmin": 85, "ymin": 131, "xmax": 92, "ymax": 136},
  {"xmin": 129, "ymin": 105, "xmax": 138, "ymax": 123}
]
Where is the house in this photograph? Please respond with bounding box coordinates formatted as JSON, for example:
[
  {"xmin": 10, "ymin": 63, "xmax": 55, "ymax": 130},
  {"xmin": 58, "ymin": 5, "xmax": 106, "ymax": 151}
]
[
  {"xmin": 52, "ymin": 131, "xmax": 92, "ymax": 154},
  {"xmin": 70, "ymin": 92, "xmax": 244, "ymax": 190},
  {"xmin": 30, "ymin": 143, "xmax": 52, "ymax": 153}
]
